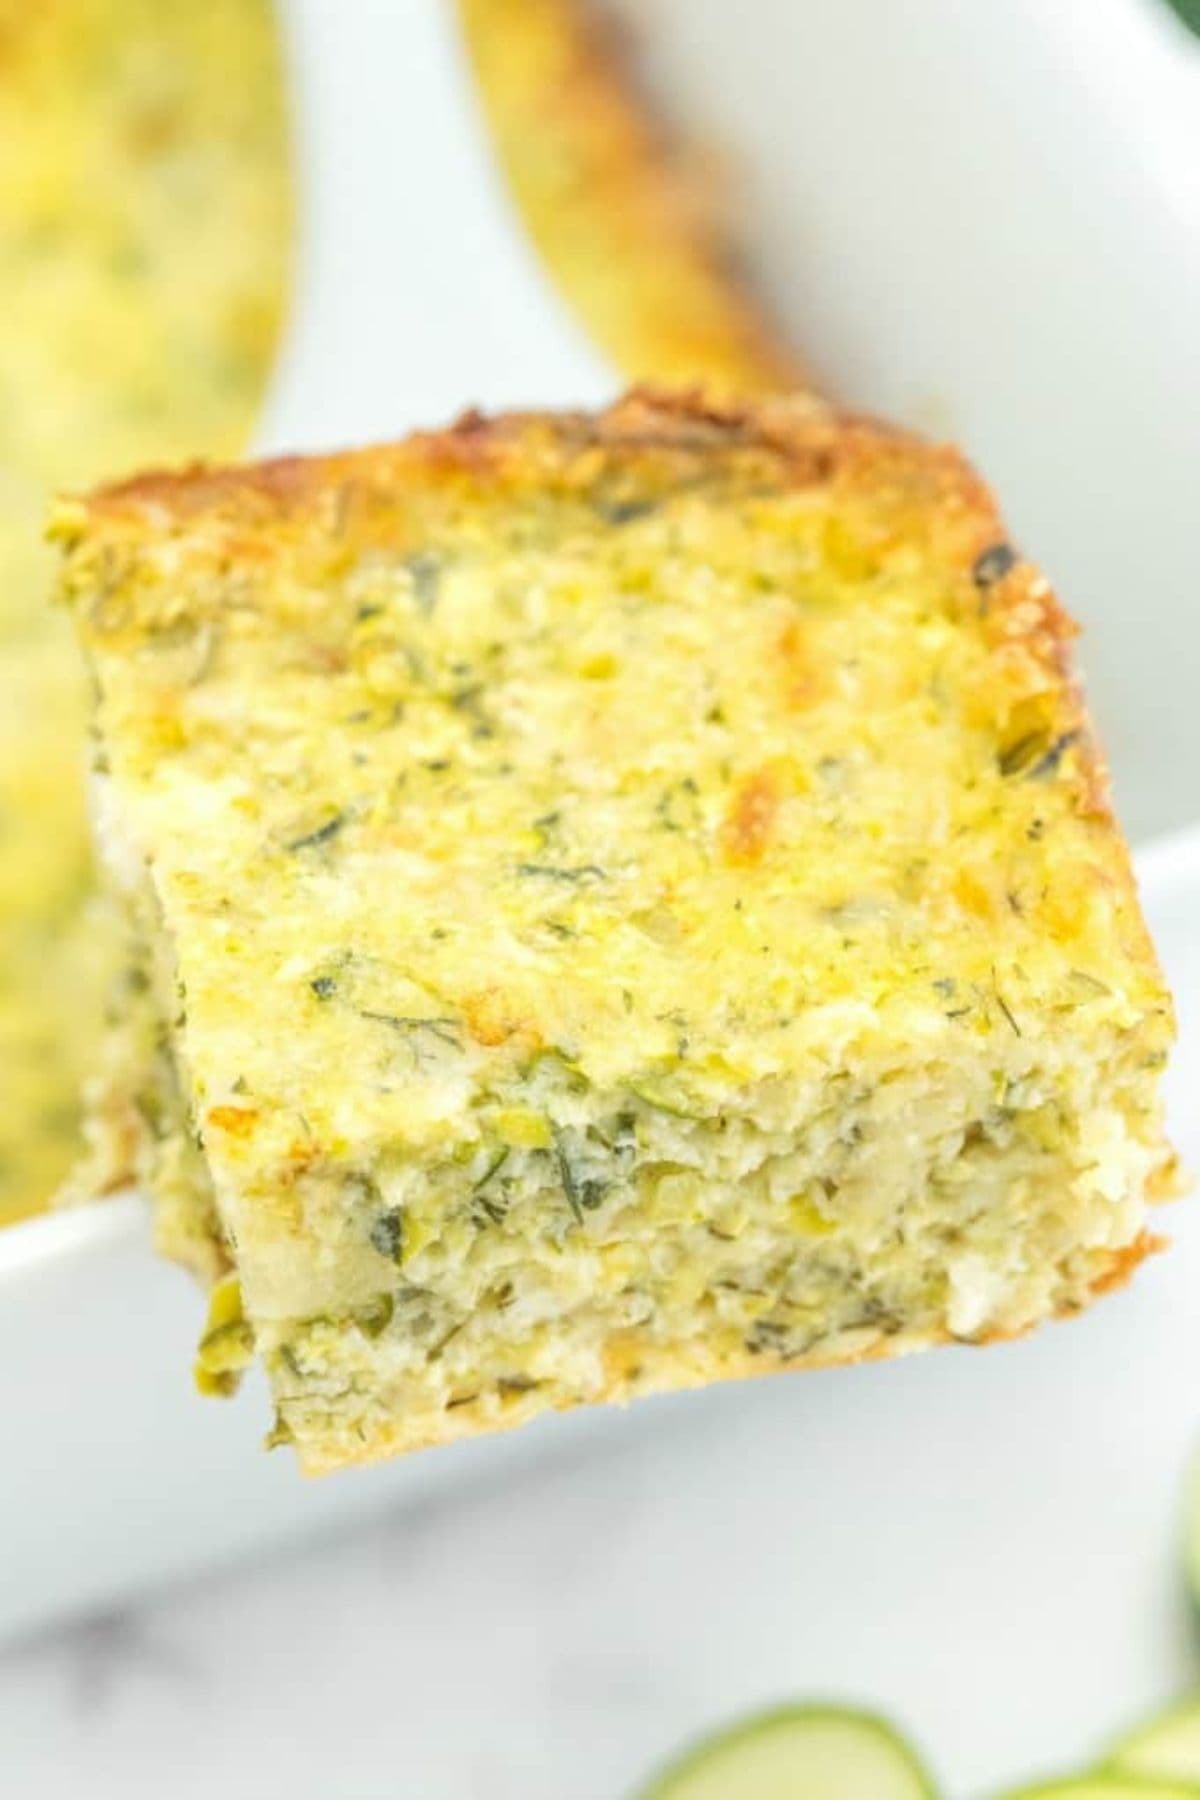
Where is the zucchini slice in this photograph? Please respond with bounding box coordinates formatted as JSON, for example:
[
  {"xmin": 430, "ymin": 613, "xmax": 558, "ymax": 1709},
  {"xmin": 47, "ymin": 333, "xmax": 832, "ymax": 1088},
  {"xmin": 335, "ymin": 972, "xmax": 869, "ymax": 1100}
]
[
  {"xmin": 998, "ymin": 1783, "xmax": 1200, "ymax": 1798},
  {"xmin": 1104, "ymin": 1695, "xmax": 1200, "ymax": 1785},
  {"xmin": 640, "ymin": 1705, "xmax": 937, "ymax": 1799}
]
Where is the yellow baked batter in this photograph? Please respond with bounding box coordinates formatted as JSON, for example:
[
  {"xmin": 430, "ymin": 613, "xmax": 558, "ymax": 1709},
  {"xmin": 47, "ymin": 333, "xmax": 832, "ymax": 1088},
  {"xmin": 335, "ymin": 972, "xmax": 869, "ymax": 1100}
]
[
  {"xmin": 0, "ymin": 0, "xmax": 291, "ymax": 1223},
  {"xmin": 57, "ymin": 393, "xmax": 1175, "ymax": 1470}
]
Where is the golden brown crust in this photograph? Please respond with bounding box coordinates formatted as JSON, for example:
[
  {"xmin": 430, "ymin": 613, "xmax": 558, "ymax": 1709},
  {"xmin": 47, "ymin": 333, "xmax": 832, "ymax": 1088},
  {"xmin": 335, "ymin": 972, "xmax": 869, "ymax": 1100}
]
[
  {"xmin": 1083, "ymin": 1232, "xmax": 1163, "ymax": 1299},
  {"xmin": 69, "ymin": 386, "xmax": 1101, "ymax": 809},
  {"xmin": 79, "ymin": 389, "xmax": 969, "ymax": 520},
  {"xmin": 455, "ymin": 0, "xmax": 811, "ymax": 393},
  {"xmin": 61, "ymin": 386, "xmax": 1176, "ymax": 1474},
  {"xmin": 63, "ymin": 384, "xmax": 1168, "ymax": 1021}
]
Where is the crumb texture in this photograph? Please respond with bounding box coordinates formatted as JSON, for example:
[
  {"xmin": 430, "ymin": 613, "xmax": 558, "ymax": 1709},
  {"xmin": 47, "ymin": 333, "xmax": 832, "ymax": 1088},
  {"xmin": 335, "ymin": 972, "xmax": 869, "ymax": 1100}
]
[{"xmin": 58, "ymin": 392, "xmax": 1176, "ymax": 1471}]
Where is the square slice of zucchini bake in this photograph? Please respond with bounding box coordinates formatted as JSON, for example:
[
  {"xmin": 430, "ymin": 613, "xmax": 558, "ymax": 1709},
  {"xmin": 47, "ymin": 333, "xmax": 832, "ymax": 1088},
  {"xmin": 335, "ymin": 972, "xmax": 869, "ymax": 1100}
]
[{"xmin": 55, "ymin": 391, "xmax": 1177, "ymax": 1473}]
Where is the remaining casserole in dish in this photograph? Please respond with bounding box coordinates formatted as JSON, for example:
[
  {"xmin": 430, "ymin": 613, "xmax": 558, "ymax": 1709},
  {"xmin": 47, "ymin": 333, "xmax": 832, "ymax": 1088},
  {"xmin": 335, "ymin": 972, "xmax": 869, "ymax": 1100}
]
[
  {"xmin": 55, "ymin": 389, "xmax": 1176, "ymax": 1473},
  {"xmin": 456, "ymin": 0, "xmax": 807, "ymax": 393},
  {"xmin": 0, "ymin": 0, "xmax": 290, "ymax": 1226}
]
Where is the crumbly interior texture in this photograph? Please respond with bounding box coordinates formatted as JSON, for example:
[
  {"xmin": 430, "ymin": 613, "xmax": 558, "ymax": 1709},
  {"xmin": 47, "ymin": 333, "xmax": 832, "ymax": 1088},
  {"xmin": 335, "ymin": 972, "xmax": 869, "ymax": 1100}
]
[
  {"xmin": 65, "ymin": 829, "xmax": 228, "ymax": 1283},
  {"xmin": 0, "ymin": 0, "xmax": 291, "ymax": 1224},
  {"xmin": 56, "ymin": 392, "xmax": 1177, "ymax": 1473}
]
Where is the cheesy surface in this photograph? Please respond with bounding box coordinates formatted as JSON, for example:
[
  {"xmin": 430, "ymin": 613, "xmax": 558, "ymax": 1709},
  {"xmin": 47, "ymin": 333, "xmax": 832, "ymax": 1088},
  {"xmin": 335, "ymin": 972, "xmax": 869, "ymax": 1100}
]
[
  {"xmin": 59, "ymin": 393, "xmax": 1176, "ymax": 1471},
  {"xmin": 0, "ymin": 0, "xmax": 291, "ymax": 1223}
]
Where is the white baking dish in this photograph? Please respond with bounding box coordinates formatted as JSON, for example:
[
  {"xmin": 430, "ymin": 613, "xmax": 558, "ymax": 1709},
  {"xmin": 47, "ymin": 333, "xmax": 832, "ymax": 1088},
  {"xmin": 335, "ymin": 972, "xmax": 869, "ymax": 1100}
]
[{"xmin": 2, "ymin": 0, "xmax": 1197, "ymax": 1643}]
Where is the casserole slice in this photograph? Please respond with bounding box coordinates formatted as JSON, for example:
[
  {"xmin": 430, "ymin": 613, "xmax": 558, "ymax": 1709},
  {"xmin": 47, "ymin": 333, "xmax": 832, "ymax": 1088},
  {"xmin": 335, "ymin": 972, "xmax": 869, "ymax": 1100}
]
[{"xmin": 55, "ymin": 390, "xmax": 1177, "ymax": 1472}]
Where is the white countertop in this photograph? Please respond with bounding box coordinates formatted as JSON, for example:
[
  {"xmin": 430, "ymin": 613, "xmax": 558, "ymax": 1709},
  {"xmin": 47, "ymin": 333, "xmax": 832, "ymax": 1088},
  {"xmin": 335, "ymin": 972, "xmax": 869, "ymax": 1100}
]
[
  {"xmin": 6, "ymin": 820, "xmax": 1200, "ymax": 1796},
  {"xmin": 4, "ymin": 1265, "xmax": 1199, "ymax": 1800}
]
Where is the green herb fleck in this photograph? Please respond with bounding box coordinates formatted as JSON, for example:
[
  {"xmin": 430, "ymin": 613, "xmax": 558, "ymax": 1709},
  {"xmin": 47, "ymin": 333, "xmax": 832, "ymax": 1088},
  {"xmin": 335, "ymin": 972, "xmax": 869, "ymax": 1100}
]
[
  {"xmin": 516, "ymin": 862, "xmax": 607, "ymax": 885},
  {"xmin": 993, "ymin": 985, "xmax": 1021, "ymax": 1035},
  {"xmin": 472, "ymin": 1149, "xmax": 510, "ymax": 1225},
  {"xmin": 552, "ymin": 1125, "xmax": 584, "ymax": 1224},
  {"xmin": 595, "ymin": 496, "xmax": 657, "ymax": 526},
  {"xmin": 369, "ymin": 1207, "xmax": 406, "ymax": 1264},
  {"xmin": 999, "ymin": 729, "xmax": 1079, "ymax": 780},
  {"xmin": 998, "ymin": 733, "xmax": 1043, "ymax": 778},
  {"xmin": 745, "ymin": 1319, "xmax": 791, "ymax": 1356},
  {"xmin": 474, "ymin": 1148, "xmax": 509, "ymax": 1192},
  {"xmin": 972, "ymin": 542, "xmax": 1018, "ymax": 589},
  {"xmin": 359, "ymin": 1013, "xmax": 461, "ymax": 1051},
  {"xmin": 287, "ymin": 811, "xmax": 348, "ymax": 853},
  {"xmin": 611, "ymin": 1111, "xmax": 638, "ymax": 1173},
  {"xmin": 447, "ymin": 681, "xmax": 495, "ymax": 738},
  {"xmin": 1027, "ymin": 730, "xmax": 1080, "ymax": 779},
  {"xmin": 405, "ymin": 551, "xmax": 442, "ymax": 616},
  {"xmin": 629, "ymin": 1083, "xmax": 702, "ymax": 1121},
  {"xmin": 356, "ymin": 1293, "xmax": 395, "ymax": 1338},
  {"xmin": 551, "ymin": 1125, "xmax": 608, "ymax": 1225},
  {"xmin": 1066, "ymin": 968, "xmax": 1111, "ymax": 1001},
  {"xmin": 655, "ymin": 777, "xmax": 701, "ymax": 833}
]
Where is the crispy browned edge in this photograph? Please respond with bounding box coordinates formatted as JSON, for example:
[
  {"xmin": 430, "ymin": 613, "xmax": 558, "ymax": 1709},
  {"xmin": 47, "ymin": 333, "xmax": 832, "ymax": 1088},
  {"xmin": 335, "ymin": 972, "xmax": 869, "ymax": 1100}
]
[
  {"xmin": 75, "ymin": 387, "xmax": 1029, "ymax": 560},
  {"xmin": 455, "ymin": 0, "xmax": 813, "ymax": 395},
  {"xmin": 63, "ymin": 386, "xmax": 1175, "ymax": 1472},
  {"xmin": 73, "ymin": 385, "xmax": 1116, "ymax": 836},
  {"xmin": 73, "ymin": 383, "xmax": 1167, "ymax": 1034}
]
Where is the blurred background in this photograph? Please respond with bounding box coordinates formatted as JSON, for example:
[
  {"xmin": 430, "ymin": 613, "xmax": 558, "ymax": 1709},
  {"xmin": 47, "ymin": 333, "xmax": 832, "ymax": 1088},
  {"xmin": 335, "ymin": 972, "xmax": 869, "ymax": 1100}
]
[{"xmin": 1, "ymin": 3, "xmax": 1198, "ymax": 1795}]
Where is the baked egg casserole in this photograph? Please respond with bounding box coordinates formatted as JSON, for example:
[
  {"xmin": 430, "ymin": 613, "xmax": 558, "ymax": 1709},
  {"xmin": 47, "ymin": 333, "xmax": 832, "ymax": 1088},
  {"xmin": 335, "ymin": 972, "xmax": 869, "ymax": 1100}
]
[
  {"xmin": 55, "ymin": 390, "xmax": 1177, "ymax": 1473},
  {"xmin": 456, "ymin": 0, "xmax": 807, "ymax": 394},
  {"xmin": 0, "ymin": 0, "xmax": 291, "ymax": 1224}
]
